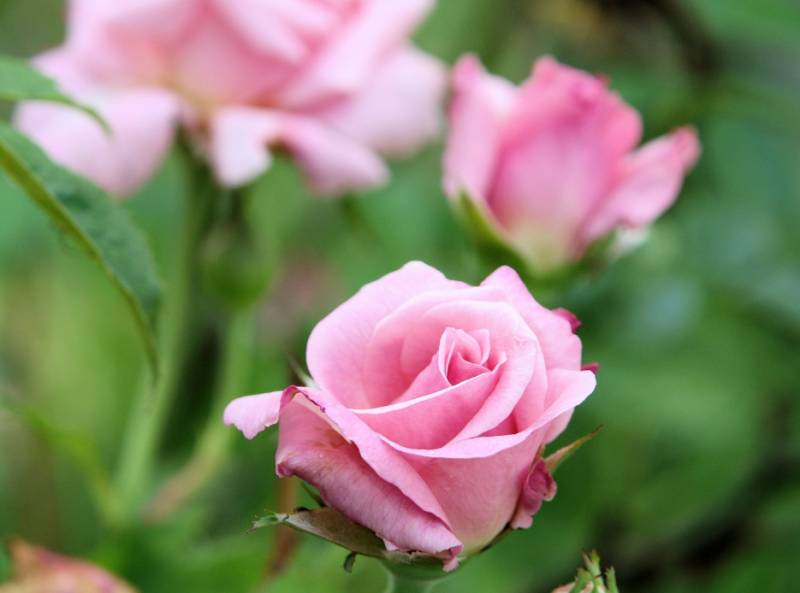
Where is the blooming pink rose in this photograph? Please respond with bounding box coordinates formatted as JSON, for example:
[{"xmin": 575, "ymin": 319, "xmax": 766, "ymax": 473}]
[
  {"xmin": 15, "ymin": 0, "xmax": 445, "ymax": 196},
  {"xmin": 444, "ymin": 55, "xmax": 700, "ymax": 273},
  {"xmin": 224, "ymin": 261, "xmax": 596, "ymax": 570}
]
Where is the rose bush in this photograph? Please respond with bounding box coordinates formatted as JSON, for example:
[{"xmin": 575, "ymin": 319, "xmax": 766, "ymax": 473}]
[
  {"xmin": 444, "ymin": 55, "xmax": 700, "ymax": 274},
  {"xmin": 15, "ymin": 0, "xmax": 445, "ymax": 195},
  {"xmin": 225, "ymin": 262, "xmax": 596, "ymax": 570}
]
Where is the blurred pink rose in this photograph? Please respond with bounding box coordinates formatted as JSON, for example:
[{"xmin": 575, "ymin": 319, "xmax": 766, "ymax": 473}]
[
  {"xmin": 15, "ymin": 0, "xmax": 445, "ymax": 196},
  {"xmin": 225, "ymin": 261, "xmax": 596, "ymax": 570},
  {"xmin": 1, "ymin": 540, "xmax": 136, "ymax": 593},
  {"xmin": 444, "ymin": 55, "xmax": 700, "ymax": 273}
]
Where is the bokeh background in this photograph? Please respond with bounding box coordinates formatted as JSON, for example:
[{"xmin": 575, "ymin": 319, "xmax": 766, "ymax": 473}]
[{"xmin": 1, "ymin": 1, "xmax": 799, "ymax": 592}]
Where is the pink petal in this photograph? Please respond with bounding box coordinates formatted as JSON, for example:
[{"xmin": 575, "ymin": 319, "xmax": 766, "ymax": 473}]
[
  {"xmin": 287, "ymin": 385, "xmax": 453, "ymax": 527},
  {"xmin": 276, "ymin": 400, "xmax": 463, "ymax": 563},
  {"xmin": 210, "ymin": 107, "xmax": 281, "ymax": 188},
  {"xmin": 481, "ymin": 266, "xmax": 583, "ymax": 370},
  {"xmin": 280, "ymin": 115, "xmax": 389, "ymax": 195},
  {"xmin": 277, "ymin": 0, "xmax": 435, "ymax": 106},
  {"xmin": 488, "ymin": 57, "xmax": 642, "ymax": 266},
  {"xmin": 360, "ymin": 286, "xmax": 507, "ymax": 405},
  {"xmin": 580, "ymin": 126, "xmax": 701, "ymax": 246},
  {"xmin": 212, "ymin": 0, "xmax": 341, "ymax": 61},
  {"xmin": 306, "ymin": 262, "xmax": 457, "ymax": 408},
  {"xmin": 405, "ymin": 430, "xmax": 545, "ymax": 553},
  {"xmin": 15, "ymin": 76, "xmax": 180, "ymax": 196},
  {"xmin": 382, "ymin": 368, "xmax": 596, "ymax": 459},
  {"xmin": 510, "ymin": 459, "xmax": 557, "ymax": 529},
  {"xmin": 443, "ymin": 54, "xmax": 516, "ymax": 202},
  {"xmin": 223, "ymin": 391, "xmax": 285, "ymax": 440},
  {"xmin": 319, "ymin": 46, "xmax": 446, "ymax": 156},
  {"xmin": 352, "ymin": 360, "xmax": 503, "ymax": 449},
  {"xmin": 210, "ymin": 107, "xmax": 388, "ymax": 193}
]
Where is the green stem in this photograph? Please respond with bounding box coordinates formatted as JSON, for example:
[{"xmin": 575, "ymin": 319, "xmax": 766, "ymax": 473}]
[
  {"xmin": 383, "ymin": 572, "xmax": 441, "ymax": 593},
  {"xmin": 114, "ymin": 158, "xmax": 214, "ymax": 515},
  {"xmin": 143, "ymin": 306, "xmax": 255, "ymax": 522}
]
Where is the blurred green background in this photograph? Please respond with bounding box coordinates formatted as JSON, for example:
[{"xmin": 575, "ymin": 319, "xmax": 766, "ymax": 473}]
[{"xmin": 1, "ymin": 0, "xmax": 799, "ymax": 592}]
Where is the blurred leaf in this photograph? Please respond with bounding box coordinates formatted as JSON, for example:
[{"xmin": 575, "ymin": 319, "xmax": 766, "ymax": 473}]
[
  {"xmin": 0, "ymin": 122, "xmax": 161, "ymax": 372},
  {"xmin": 0, "ymin": 55, "xmax": 108, "ymax": 131}
]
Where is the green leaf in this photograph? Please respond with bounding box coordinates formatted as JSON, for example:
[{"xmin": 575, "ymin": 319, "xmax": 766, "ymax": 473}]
[
  {"xmin": 0, "ymin": 122, "xmax": 161, "ymax": 372},
  {"xmin": 545, "ymin": 426, "xmax": 603, "ymax": 474},
  {"xmin": 0, "ymin": 55, "xmax": 109, "ymax": 132}
]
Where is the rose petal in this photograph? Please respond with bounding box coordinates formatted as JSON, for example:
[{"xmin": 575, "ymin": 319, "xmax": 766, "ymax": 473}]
[
  {"xmin": 443, "ymin": 54, "xmax": 516, "ymax": 202},
  {"xmin": 287, "ymin": 385, "xmax": 453, "ymax": 527},
  {"xmin": 319, "ymin": 46, "xmax": 446, "ymax": 155},
  {"xmin": 382, "ymin": 369, "xmax": 596, "ymax": 459},
  {"xmin": 14, "ymin": 51, "xmax": 181, "ymax": 195},
  {"xmin": 306, "ymin": 262, "xmax": 458, "ymax": 408},
  {"xmin": 488, "ymin": 57, "xmax": 642, "ymax": 266},
  {"xmin": 277, "ymin": 0, "xmax": 435, "ymax": 106},
  {"xmin": 580, "ymin": 126, "xmax": 701, "ymax": 246},
  {"xmin": 276, "ymin": 400, "xmax": 463, "ymax": 563},
  {"xmin": 482, "ymin": 266, "xmax": 583, "ymax": 370},
  {"xmin": 223, "ymin": 391, "xmax": 286, "ymax": 440},
  {"xmin": 210, "ymin": 107, "xmax": 388, "ymax": 192},
  {"xmin": 353, "ymin": 359, "xmax": 503, "ymax": 449},
  {"xmin": 406, "ymin": 430, "xmax": 545, "ymax": 553}
]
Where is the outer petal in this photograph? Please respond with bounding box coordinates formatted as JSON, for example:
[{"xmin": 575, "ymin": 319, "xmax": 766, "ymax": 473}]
[
  {"xmin": 210, "ymin": 107, "xmax": 387, "ymax": 193},
  {"xmin": 276, "ymin": 400, "xmax": 462, "ymax": 563},
  {"xmin": 306, "ymin": 262, "xmax": 458, "ymax": 408},
  {"xmin": 488, "ymin": 57, "xmax": 642, "ymax": 268},
  {"xmin": 223, "ymin": 391, "xmax": 285, "ymax": 439},
  {"xmin": 14, "ymin": 55, "xmax": 180, "ymax": 196},
  {"xmin": 580, "ymin": 126, "xmax": 701, "ymax": 246},
  {"xmin": 278, "ymin": 0, "xmax": 435, "ymax": 106},
  {"xmin": 210, "ymin": 107, "xmax": 281, "ymax": 188},
  {"xmin": 443, "ymin": 54, "xmax": 516, "ymax": 202},
  {"xmin": 406, "ymin": 430, "xmax": 545, "ymax": 553},
  {"xmin": 319, "ymin": 46, "xmax": 446, "ymax": 155}
]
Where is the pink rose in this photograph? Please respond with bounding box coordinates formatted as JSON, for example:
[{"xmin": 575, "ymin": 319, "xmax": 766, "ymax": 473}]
[
  {"xmin": 444, "ymin": 55, "xmax": 700, "ymax": 273},
  {"xmin": 224, "ymin": 262, "xmax": 596, "ymax": 570},
  {"xmin": 15, "ymin": 0, "xmax": 445, "ymax": 196},
  {"xmin": 2, "ymin": 540, "xmax": 136, "ymax": 593}
]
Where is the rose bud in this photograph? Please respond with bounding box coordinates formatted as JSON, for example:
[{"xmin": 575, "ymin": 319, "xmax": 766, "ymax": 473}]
[
  {"xmin": 444, "ymin": 55, "xmax": 700, "ymax": 276},
  {"xmin": 1, "ymin": 539, "xmax": 136, "ymax": 593},
  {"xmin": 225, "ymin": 261, "xmax": 597, "ymax": 571},
  {"xmin": 15, "ymin": 0, "xmax": 445, "ymax": 196}
]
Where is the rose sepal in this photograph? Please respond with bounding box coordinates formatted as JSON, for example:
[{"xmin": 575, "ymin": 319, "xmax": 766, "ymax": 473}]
[{"xmin": 252, "ymin": 507, "xmax": 455, "ymax": 573}]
